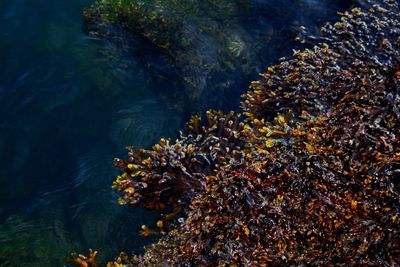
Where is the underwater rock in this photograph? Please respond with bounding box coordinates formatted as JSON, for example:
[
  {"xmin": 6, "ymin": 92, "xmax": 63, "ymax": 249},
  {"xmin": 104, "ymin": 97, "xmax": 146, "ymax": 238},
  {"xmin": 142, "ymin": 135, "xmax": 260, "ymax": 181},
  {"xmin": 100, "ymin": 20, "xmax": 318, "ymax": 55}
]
[
  {"xmin": 83, "ymin": 0, "xmax": 252, "ymax": 102},
  {"xmin": 83, "ymin": 0, "xmax": 352, "ymax": 108},
  {"xmin": 71, "ymin": 0, "xmax": 399, "ymax": 266}
]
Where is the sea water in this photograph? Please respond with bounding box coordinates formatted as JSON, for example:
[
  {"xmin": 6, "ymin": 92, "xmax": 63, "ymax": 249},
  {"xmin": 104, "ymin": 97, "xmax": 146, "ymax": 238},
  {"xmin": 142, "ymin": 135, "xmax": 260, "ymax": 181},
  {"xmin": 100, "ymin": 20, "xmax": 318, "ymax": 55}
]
[{"xmin": 0, "ymin": 0, "xmax": 352, "ymax": 266}]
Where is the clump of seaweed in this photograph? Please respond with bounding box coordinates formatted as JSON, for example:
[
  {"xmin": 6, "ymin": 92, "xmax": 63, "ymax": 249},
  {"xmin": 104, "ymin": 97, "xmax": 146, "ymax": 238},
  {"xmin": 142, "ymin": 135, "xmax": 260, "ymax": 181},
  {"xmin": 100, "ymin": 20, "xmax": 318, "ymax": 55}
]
[
  {"xmin": 112, "ymin": 110, "xmax": 248, "ymax": 226},
  {"xmin": 70, "ymin": 0, "xmax": 399, "ymax": 266}
]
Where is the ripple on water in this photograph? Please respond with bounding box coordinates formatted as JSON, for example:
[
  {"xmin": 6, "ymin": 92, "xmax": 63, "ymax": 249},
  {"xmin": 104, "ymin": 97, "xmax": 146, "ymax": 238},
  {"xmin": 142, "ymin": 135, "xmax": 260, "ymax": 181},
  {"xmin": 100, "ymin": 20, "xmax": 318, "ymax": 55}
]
[{"xmin": 0, "ymin": 147, "xmax": 158, "ymax": 266}]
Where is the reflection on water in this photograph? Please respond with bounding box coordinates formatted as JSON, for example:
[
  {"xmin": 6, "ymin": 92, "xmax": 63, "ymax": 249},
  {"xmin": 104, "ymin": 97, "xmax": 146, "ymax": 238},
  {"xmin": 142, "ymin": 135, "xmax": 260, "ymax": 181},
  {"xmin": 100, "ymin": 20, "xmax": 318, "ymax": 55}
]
[{"xmin": 0, "ymin": 0, "xmax": 352, "ymax": 266}]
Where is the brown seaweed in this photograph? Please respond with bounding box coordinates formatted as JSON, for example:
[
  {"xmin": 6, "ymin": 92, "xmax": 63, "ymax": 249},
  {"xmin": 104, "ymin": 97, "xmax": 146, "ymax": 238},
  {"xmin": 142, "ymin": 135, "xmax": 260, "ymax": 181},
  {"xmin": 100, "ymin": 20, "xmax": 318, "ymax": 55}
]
[{"xmin": 69, "ymin": 0, "xmax": 399, "ymax": 266}]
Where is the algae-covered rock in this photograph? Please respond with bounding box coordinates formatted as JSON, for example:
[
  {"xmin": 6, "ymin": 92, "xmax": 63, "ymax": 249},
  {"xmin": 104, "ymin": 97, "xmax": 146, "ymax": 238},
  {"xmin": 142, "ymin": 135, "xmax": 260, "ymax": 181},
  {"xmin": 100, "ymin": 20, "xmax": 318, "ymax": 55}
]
[
  {"xmin": 83, "ymin": 0, "xmax": 352, "ymax": 107},
  {"xmin": 83, "ymin": 0, "xmax": 252, "ymax": 100}
]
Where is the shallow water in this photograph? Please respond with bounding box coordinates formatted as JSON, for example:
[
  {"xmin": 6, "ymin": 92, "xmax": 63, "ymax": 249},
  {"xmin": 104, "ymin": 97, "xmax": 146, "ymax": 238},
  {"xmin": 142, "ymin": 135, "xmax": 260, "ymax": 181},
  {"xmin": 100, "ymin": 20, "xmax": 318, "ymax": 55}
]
[{"xmin": 0, "ymin": 0, "xmax": 352, "ymax": 266}]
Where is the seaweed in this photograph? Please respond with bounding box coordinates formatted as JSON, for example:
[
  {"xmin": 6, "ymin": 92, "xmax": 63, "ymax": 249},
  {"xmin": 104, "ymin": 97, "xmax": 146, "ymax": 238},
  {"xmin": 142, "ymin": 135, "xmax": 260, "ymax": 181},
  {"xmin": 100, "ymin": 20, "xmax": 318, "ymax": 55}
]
[
  {"xmin": 69, "ymin": 0, "xmax": 399, "ymax": 266},
  {"xmin": 112, "ymin": 110, "xmax": 247, "ymax": 223}
]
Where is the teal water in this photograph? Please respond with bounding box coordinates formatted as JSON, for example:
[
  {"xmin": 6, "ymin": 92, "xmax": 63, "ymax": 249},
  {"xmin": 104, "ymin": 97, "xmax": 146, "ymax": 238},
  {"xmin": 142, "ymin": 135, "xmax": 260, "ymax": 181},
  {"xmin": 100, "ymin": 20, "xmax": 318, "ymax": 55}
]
[
  {"xmin": 0, "ymin": 1, "xmax": 182, "ymax": 265},
  {"xmin": 0, "ymin": 0, "xmax": 352, "ymax": 266}
]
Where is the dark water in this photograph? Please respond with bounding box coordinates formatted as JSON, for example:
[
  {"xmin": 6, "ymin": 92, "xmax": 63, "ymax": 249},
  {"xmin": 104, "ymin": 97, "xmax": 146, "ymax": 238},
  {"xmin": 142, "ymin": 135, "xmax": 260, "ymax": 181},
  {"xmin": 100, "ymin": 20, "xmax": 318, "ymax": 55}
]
[{"xmin": 0, "ymin": 0, "xmax": 352, "ymax": 266}]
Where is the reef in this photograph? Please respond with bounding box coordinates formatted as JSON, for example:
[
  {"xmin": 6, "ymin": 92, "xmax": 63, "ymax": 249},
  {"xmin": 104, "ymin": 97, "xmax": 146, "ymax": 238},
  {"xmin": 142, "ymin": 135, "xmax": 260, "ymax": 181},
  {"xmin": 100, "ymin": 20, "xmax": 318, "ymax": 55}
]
[
  {"xmin": 82, "ymin": 0, "xmax": 352, "ymax": 107},
  {"xmin": 70, "ymin": 0, "xmax": 399, "ymax": 266}
]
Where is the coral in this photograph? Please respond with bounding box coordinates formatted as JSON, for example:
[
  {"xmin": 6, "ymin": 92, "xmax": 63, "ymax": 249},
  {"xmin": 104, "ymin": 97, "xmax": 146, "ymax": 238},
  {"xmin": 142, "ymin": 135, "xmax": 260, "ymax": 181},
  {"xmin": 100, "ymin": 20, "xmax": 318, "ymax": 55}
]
[{"xmin": 71, "ymin": 0, "xmax": 399, "ymax": 266}]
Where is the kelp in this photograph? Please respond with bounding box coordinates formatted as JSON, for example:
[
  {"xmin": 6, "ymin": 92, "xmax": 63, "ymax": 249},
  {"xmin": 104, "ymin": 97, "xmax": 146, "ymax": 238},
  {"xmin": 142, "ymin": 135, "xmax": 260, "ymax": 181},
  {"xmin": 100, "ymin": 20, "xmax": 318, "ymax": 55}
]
[{"xmin": 69, "ymin": 0, "xmax": 399, "ymax": 266}]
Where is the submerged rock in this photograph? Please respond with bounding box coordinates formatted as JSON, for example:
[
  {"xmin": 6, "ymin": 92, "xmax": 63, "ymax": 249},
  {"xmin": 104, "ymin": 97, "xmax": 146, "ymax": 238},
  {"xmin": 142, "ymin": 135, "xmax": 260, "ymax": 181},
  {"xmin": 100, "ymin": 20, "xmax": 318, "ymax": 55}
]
[{"xmin": 83, "ymin": 0, "xmax": 352, "ymax": 108}]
